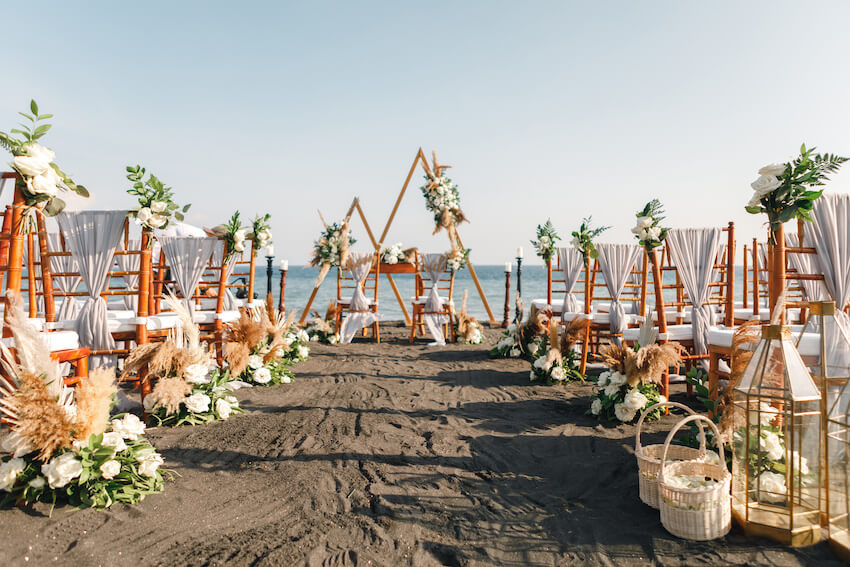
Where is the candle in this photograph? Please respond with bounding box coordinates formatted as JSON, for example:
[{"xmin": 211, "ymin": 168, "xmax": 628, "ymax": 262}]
[
  {"xmin": 505, "ymin": 262, "xmax": 512, "ymax": 273},
  {"xmin": 280, "ymin": 259, "xmax": 289, "ymax": 271},
  {"xmin": 516, "ymin": 247, "xmax": 523, "ymax": 259},
  {"xmin": 266, "ymin": 244, "xmax": 275, "ymax": 256}
]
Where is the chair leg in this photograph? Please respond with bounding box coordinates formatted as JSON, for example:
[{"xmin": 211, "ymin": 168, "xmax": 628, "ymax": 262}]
[
  {"xmin": 708, "ymin": 351, "xmax": 720, "ymax": 418},
  {"xmin": 409, "ymin": 306, "xmax": 418, "ymax": 343},
  {"xmin": 580, "ymin": 331, "xmax": 590, "ymax": 376}
]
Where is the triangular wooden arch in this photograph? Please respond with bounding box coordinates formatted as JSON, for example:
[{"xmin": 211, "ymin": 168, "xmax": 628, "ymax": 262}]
[{"xmin": 298, "ymin": 148, "xmax": 495, "ymax": 325}]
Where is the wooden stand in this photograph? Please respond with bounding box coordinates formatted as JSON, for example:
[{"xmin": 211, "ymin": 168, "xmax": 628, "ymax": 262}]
[
  {"xmin": 502, "ymin": 269, "xmax": 511, "ymax": 327},
  {"xmin": 279, "ymin": 266, "xmax": 287, "ymax": 314}
]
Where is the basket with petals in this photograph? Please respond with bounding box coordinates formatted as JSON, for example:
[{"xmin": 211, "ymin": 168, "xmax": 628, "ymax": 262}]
[
  {"xmin": 658, "ymin": 414, "xmax": 731, "ymax": 541},
  {"xmin": 635, "ymin": 401, "xmax": 708, "ymax": 509}
]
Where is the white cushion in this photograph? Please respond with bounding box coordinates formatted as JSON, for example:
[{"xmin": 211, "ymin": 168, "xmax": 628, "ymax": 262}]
[
  {"xmin": 532, "ymin": 298, "xmax": 561, "ymax": 313},
  {"xmin": 107, "ymin": 310, "xmax": 136, "ymax": 320},
  {"xmin": 622, "ymin": 324, "xmax": 693, "ymax": 342},
  {"xmin": 2, "ymin": 330, "xmax": 80, "ymax": 352},
  {"xmin": 192, "ymin": 310, "xmax": 240, "ymax": 324}
]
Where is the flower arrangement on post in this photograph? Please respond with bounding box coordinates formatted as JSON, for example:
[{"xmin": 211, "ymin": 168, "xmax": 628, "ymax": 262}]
[
  {"xmin": 0, "ymin": 293, "xmax": 166, "ymax": 509},
  {"xmin": 126, "ymin": 165, "xmax": 190, "ymax": 231},
  {"xmin": 745, "ymin": 144, "xmax": 847, "ymax": 243},
  {"xmin": 250, "ymin": 213, "xmax": 273, "ymax": 254},
  {"xmin": 490, "ymin": 304, "xmax": 550, "ymax": 359},
  {"xmin": 632, "ymin": 199, "xmax": 668, "ymax": 251},
  {"xmin": 570, "ymin": 217, "xmax": 610, "ymax": 260},
  {"xmin": 531, "ymin": 219, "xmax": 560, "ymax": 263},
  {"xmin": 447, "ymin": 247, "xmax": 470, "ymax": 272},
  {"xmin": 0, "ymin": 100, "xmax": 89, "ymax": 218},
  {"xmin": 454, "ymin": 290, "xmax": 483, "ymax": 345},
  {"xmin": 221, "ymin": 211, "xmax": 247, "ymax": 261},
  {"xmin": 309, "ymin": 219, "xmax": 355, "ymax": 288},
  {"xmin": 528, "ymin": 319, "xmax": 589, "ymax": 384}
]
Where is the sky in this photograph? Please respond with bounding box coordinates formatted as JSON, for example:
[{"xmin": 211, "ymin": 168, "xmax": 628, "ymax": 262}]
[{"xmin": 3, "ymin": 1, "xmax": 850, "ymax": 265}]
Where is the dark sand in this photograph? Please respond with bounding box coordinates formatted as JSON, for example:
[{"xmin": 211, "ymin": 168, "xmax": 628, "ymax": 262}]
[{"xmin": 0, "ymin": 323, "xmax": 840, "ymax": 566}]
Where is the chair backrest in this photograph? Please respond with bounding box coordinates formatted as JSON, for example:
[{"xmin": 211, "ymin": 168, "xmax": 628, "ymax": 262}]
[
  {"xmin": 337, "ymin": 251, "xmax": 380, "ymax": 302},
  {"xmin": 546, "ymin": 250, "xmax": 593, "ymax": 311},
  {"xmin": 785, "ymin": 218, "xmax": 827, "ymax": 321},
  {"xmin": 412, "ymin": 252, "xmax": 454, "ymax": 305},
  {"xmin": 585, "ymin": 249, "xmax": 647, "ymax": 316}
]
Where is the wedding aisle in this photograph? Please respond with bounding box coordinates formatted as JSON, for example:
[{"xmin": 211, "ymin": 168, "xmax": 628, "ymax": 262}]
[{"xmin": 0, "ymin": 323, "xmax": 838, "ymax": 566}]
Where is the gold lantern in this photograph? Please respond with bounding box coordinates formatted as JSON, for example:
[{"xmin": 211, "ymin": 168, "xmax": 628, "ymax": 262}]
[{"xmin": 731, "ymin": 325, "xmax": 822, "ymax": 546}]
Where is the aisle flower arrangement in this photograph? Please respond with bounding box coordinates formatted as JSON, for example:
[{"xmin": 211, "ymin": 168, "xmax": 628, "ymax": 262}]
[
  {"xmin": 745, "ymin": 144, "xmax": 847, "ymax": 240},
  {"xmin": 632, "ymin": 200, "xmax": 668, "ymax": 251},
  {"xmin": 250, "ymin": 213, "xmax": 273, "ymax": 252},
  {"xmin": 126, "ymin": 165, "xmax": 190, "ymax": 231},
  {"xmin": 490, "ymin": 304, "xmax": 550, "ymax": 359},
  {"xmin": 531, "ymin": 219, "xmax": 560, "ymax": 263},
  {"xmin": 528, "ymin": 319, "xmax": 588, "ymax": 384},
  {"xmin": 0, "ymin": 99, "xmax": 88, "ymax": 217},
  {"xmin": 570, "ymin": 217, "xmax": 610, "ymax": 260},
  {"xmin": 303, "ymin": 302, "xmax": 340, "ymax": 344},
  {"xmin": 447, "ymin": 247, "xmax": 470, "ymax": 272},
  {"xmin": 123, "ymin": 295, "xmax": 242, "ymax": 426},
  {"xmin": 455, "ymin": 291, "xmax": 483, "ymax": 345},
  {"xmin": 0, "ymin": 293, "xmax": 166, "ymax": 509}
]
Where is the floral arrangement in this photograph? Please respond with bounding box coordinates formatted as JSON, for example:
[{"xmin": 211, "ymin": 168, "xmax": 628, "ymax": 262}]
[
  {"xmin": 221, "ymin": 211, "xmax": 247, "ymax": 259},
  {"xmin": 250, "ymin": 213, "xmax": 273, "ymax": 253},
  {"xmin": 570, "ymin": 217, "xmax": 610, "ymax": 260},
  {"xmin": 528, "ymin": 319, "xmax": 588, "ymax": 384},
  {"xmin": 310, "ymin": 220, "xmax": 355, "ymax": 270},
  {"xmin": 632, "ymin": 199, "xmax": 668, "ymax": 250},
  {"xmin": 489, "ymin": 304, "xmax": 550, "ymax": 359},
  {"xmin": 125, "ymin": 165, "xmax": 190, "ymax": 231},
  {"xmin": 421, "ymin": 151, "xmax": 467, "ymax": 239},
  {"xmin": 304, "ymin": 301, "xmax": 340, "ymax": 344},
  {"xmin": 224, "ymin": 295, "xmax": 305, "ymax": 385},
  {"xmin": 0, "ymin": 100, "xmax": 88, "ymax": 217},
  {"xmin": 588, "ymin": 340, "xmax": 683, "ymax": 423},
  {"xmin": 124, "ymin": 294, "xmax": 242, "ymax": 426},
  {"xmin": 447, "ymin": 247, "xmax": 470, "ymax": 272},
  {"xmin": 455, "ymin": 290, "xmax": 483, "ymax": 344},
  {"xmin": 380, "ymin": 242, "xmax": 409, "ymax": 264},
  {"xmin": 745, "ymin": 144, "xmax": 847, "ymax": 241},
  {"xmin": 0, "ymin": 293, "xmax": 166, "ymax": 509},
  {"xmin": 531, "ymin": 219, "xmax": 560, "ymax": 263}
]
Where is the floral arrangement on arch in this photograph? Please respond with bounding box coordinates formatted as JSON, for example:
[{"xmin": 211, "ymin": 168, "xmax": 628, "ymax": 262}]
[
  {"xmin": 447, "ymin": 247, "xmax": 470, "ymax": 272},
  {"xmin": 570, "ymin": 217, "xmax": 609, "ymax": 260},
  {"xmin": 528, "ymin": 318, "xmax": 589, "ymax": 384},
  {"xmin": 421, "ymin": 151, "xmax": 467, "ymax": 241},
  {"xmin": 455, "ymin": 291, "xmax": 483, "ymax": 345},
  {"xmin": 123, "ymin": 295, "xmax": 242, "ymax": 426},
  {"xmin": 126, "ymin": 165, "xmax": 191, "ymax": 231},
  {"xmin": 632, "ymin": 199, "xmax": 668, "ymax": 251},
  {"xmin": 310, "ymin": 219, "xmax": 355, "ymax": 274},
  {"xmin": 745, "ymin": 144, "xmax": 847, "ymax": 242},
  {"xmin": 250, "ymin": 213, "xmax": 273, "ymax": 254},
  {"xmin": 224, "ymin": 296, "xmax": 307, "ymax": 385},
  {"xmin": 531, "ymin": 219, "xmax": 560, "ymax": 263},
  {"xmin": 0, "ymin": 100, "xmax": 88, "ymax": 218},
  {"xmin": 490, "ymin": 304, "xmax": 550, "ymax": 359},
  {"xmin": 303, "ymin": 301, "xmax": 340, "ymax": 345},
  {"xmin": 0, "ymin": 293, "xmax": 166, "ymax": 509}
]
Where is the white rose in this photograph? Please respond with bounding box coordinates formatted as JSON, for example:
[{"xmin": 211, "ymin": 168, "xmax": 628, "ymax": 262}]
[
  {"xmin": 25, "ymin": 142, "xmax": 55, "ymax": 164},
  {"xmin": 253, "ymin": 367, "xmax": 272, "ymax": 384},
  {"xmin": 257, "ymin": 229, "xmax": 272, "ymax": 243},
  {"xmin": 758, "ymin": 402, "xmax": 779, "ymax": 427},
  {"xmin": 41, "ymin": 452, "xmax": 83, "ymax": 488},
  {"xmin": 233, "ymin": 240, "xmax": 245, "ymax": 252},
  {"xmin": 597, "ymin": 371, "xmax": 610, "ymax": 388},
  {"xmin": 533, "ymin": 356, "xmax": 549, "ymax": 370},
  {"xmin": 148, "ymin": 214, "xmax": 167, "ymax": 229},
  {"xmin": 590, "ymin": 398, "xmax": 603, "ymax": 415},
  {"xmin": 529, "ymin": 370, "xmax": 535, "ymax": 381},
  {"xmin": 29, "ymin": 167, "xmax": 61, "ymax": 196},
  {"xmin": 282, "ymin": 375, "xmax": 292, "ymax": 384},
  {"xmin": 614, "ymin": 403, "xmax": 637, "ymax": 422},
  {"xmin": 604, "ymin": 382, "xmax": 622, "ymax": 397},
  {"xmin": 215, "ymin": 398, "xmax": 232, "ymax": 420},
  {"xmin": 760, "ymin": 431, "xmax": 785, "ymax": 462},
  {"xmin": 751, "ymin": 174, "xmax": 782, "ymax": 196},
  {"xmin": 150, "ymin": 200, "xmax": 168, "ymax": 213},
  {"xmin": 99, "ymin": 459, "xmax": 121, "ymax": 480},
  {"xmin": 791, "ymin": 452, "xmax": 809, "ymax": 476},
  {"xmin": 1, "ymin": 432, "xmax": 32, "ymax": 457},
  {"xmin": 110, "ymin": 413, "xmax": 146, "ymax": 440},
  {"xmin": 329, "ymin": 335, "xmax": 339, "ymax": 345},
  {"xmin": 297, "ymin": 329, "xmax": 309, "ymax": 343},
  {"xmin": 137, "ymin": 207, "xmax": 153, "ymax": 224},
  {"xmin": 247, "ymin": 354, "xmax": 264, "ymax": 370},
  {"xmin": 101, "ymin": 431, "xmax": 127, "ymax": 453},
  {"xmin": 622, "ymin": 389, "xmax": 648, "ymax": 411},
  {"xmin": 0, "ymin": 457, "xmax": 26, "ymax": 491},
  {"xmin": 608, "ymin": 371, "xmax": 627, "ymax": 386},
  {"xmin": 28, "ymin": 476, "xmax": 45, "ymax": 489},
  {"xmin": 758, "ymin": 163, "xmax": 786, "ymax": 176},
  {"xmin": 284, "ymin": 333, "xmax": 296, "ymax": 347},
  {"xmin": 184, "ymin": 392, "xmax": 211, "ymax": 413},
  {"xmin": 646, "ymin": 226, "xmax": 662, "ymax": 242},
  {"xmin": 657, "ymin": 395, "xmax": 667, "ymax": 404},
  {"xmin": 184, "ymin": 363, "xmax": 210, "ymax": 384},
  {"xmin": 509, "ymin": 348, "xmax": 520, "ymax": 357},
  {"xmin": 297, "ymin": 345, "xmax": 310, "ymax": 359},
  {"xmin": 138, "ymin": 453, "xmax": 163, "ymax": 478},
  {"xmin": 748, "ymin": 193, "xmax": 763, "ymax": 208},
  {"xmin": 757, "ymin": 471, "xmax": 787, "ymax": 503},
  {"xmin": 550, "ymin": 366, "xmax": 566, "ymax": 381},
  {"xmin": 12, "ymin": 143, "xmax": 53, "ymax": 177},
  {"xmin": 631, "ymin": 216, "xmax": 653, "ymax": 235}
]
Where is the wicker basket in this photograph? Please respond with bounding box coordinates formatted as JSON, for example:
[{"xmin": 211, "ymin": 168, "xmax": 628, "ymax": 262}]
[
  {"xmin": 635, "ymin": 401, "xmax": 707, "ymax": 509},
  {"xmin": 658, "ymin": 414, "xmax": 731, "ymax": 541}
]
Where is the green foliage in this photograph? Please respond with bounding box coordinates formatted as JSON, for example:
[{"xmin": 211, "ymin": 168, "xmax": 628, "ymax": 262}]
[
  {"xmin": 571, "ymin": 216, "xmax": 610, "ymax": 260},
  {"xmin": 125, "ymin": 165, "xmax": 190, "ymax": 230},
  {"xmin": 633, "ymin": 199, "xmax": 669, "ymax": 250},
  {"xmin": 312, "ymin": 222, "xmax": 357, "ymax": 268},
  {"xmin": 147, "ymin": 369, "xmax": 243, "ymax": 427},
  {"xmin": 530, "ymin": 219, "xmax": 560, "ymax": 262}
]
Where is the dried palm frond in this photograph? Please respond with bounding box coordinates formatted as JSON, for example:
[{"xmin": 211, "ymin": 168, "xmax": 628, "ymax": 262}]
[
  {"xmin": 599, "ymin": 343, "xmax": 631, "ymax": 375},
  {"xmin": 74, "ymin": 367, "xmax": 117, "ymax": 441},
  {"xmin": 224, "ymin": 342, "xmax": 252, "ymax": 377},
  {"xmin": 544, "ymin": 319, "xmax": 563, "ymax": 368},
  {"xmin": 716, "ymin": 320, "xmax": 763, "ymax": 441},
  {"xmin": 455, "ymin": 290, "xmax": 481, "ymax": 343},
  {"xmin": 338, "ymin": 219, "xmax": 351, "ymax": 269},
  {"xmin": 5, "ymin": 373, "xmax": 74, "ymax": 461},
  {"xmin": 5, "ymin": 291, "xmax": 62, "ymax": 397},
  {"xmin": 164, "ymin": 292, "xmax": 206, "ymax": 365},
  {"xmin": 561, "ymin": 317, "xmax": 590, "ymax": 351},
  {"xmin": 518, "ymin": 304, "xmax": 549, "ymax": 347},
  {"xmin": 225, "ymin": 310, "xmax": 267, "ymax": 353},
  {"xmin": 150, "ymin": 377, "xmax": 191, "ymax": 416},
  {"xmin": 625, "ymin": 342, "xmax": 684, "ymax": 387},
  {"xmin": 122, "ymin": 343, "xmax": 162, "ymax": 379},
  {"xmin": 322, "ymin": 300, "xmax": 338, "ymax": 323},
  {"xmin": 402, "ymin": 247, "xmax": 418, "ymax": 263}
]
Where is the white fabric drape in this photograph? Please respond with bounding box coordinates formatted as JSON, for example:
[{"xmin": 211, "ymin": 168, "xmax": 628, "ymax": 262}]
[
  {"xmin": 421, "ymin": 253, "xmax": 449, "ymax": 345},
  {"xmin": 56, "ymin": 211, "xmax": 127, "ymax": 368},
  {"xmin": 339, "ymin": 251, "xmax": 379, "ymax": 344},
  {"xmin": 785, "ymin": 233, "xmax": 827, "ymax": 303},
  {"xmin": 159, "ymin": 236, "xmax": 219, "ymax": 316},
  {"xmin": 116, "ymin": 239, "xmax": 141, "ymax": 311},
  {"xmin": 595, "ymin": 244, "xmax": 641, "ymax": 345},
  {"xmin": 557, "ymin": 246, "xmax": 584, "ymax": 318},
  {"xmin": 665, "ymin": 228, "xmax": 722, "ymax": 356},
  {"xmin": 211, "ymin": 242, "xmax": 240, "ymax": 311},
  {"xmin": 46, "ymin": 233, "xmax": 82, "ymax": 321},
  {"xmin": 809, "ymin": 193, "xmax": 850, "ymax": 328}
]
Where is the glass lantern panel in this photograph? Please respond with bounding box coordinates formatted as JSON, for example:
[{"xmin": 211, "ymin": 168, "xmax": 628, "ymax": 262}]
[{"xmin": 827, "ymin": 420, "xmax": 850, "ymax": 545}]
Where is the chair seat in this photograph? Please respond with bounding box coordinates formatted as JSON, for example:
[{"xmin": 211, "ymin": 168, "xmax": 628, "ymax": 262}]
[
  {"xmin": 624, "ymin": 324, "xmax": 694, "ymax": 343},
  {"xmin": 707, "ymin": 325, "xmax": 815, "ymax": 354},
  {"xmin": 532, "ymin": 298, "xmax": 562, "ymax": 313},
  {"xmin": 411, "ymin": 297, "xmax": 453, "ymax": 306},
  {"xmin": 1, "ymin": 330, "xmax": 80, "ymax": 352},
  {"xmin": 192, "ymin": 310, "xmax": 240, "ymax": 324},
  {"xmin": 55, "ymin": 312, "xmax": 183, "ymax": 333},
  {"xmin": 339, "ymin": 298, "xmax": 379, "ymax": 307}
]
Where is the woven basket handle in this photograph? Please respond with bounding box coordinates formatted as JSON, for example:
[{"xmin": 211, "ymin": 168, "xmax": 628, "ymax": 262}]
[
  {"xmin": 658, "ymin": 414, "xmax": 725, "ymax": 481},
  {"xmin": 635, "ymin": 401, "xmax": 704, "ymax": 455}
]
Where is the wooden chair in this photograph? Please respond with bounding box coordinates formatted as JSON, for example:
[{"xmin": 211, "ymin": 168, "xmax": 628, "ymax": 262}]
[
  {"xmin": 336, "ymin": 251, "xmax": 381, "ymax": 343},
  {"xmin": 409, "ymin": 253, "xmax": 454, "ymax": 343}
]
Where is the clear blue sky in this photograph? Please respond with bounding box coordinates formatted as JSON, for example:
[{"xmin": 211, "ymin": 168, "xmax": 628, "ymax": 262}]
[{"xmin": 3, "ymin": 1, "xmax": 850, "ymax": 265}]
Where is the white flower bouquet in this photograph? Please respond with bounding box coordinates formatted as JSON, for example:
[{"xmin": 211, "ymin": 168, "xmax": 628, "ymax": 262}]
[
  {"xmin": 249, "ymin": 213, "xmax": 273, "ymax": 254},
  {"xmin": 420, "ymin": 172, "xmax": 466, "ymax": 234},
  {"xmin": 0, "ymin": 99, "xmax": 89, "ymax": 218},
  {"xmin": 632, "ymin": 200, "xmax": 668, "ymax": 250},
  {"xmin": 570, "ymin": 217, "xmax": 610, "ymax": 260},
  {"xmin": 145, "ymin": 367, "xmax": 243, "ymax": 427},
  {"xmin": 489, "ymin": 305, "xmax": 550, "ymax": 360},
  {"xmin": 528, "ymin": 341, "xmax": 582, "ymax": 384},
  {"xmin": 531, "ymin": 219, "xmax": 560, "ymax": 263},
  {"xmin": 310, "ymin": 221, "xmax": 356, "ymax": 269},
  {"xmin": 589, "ymin": 370, "xmax": 665, "ymax": 422},
  {"xmin": 126, "ymin": 165, "xmax": 190, "ymax": 231},
  {"xmin": 380, "ymin": 242, "xmax": 407, "ymax": 264},
  {"xmin": 447, "ymin": 247, "xmax": 470, "ymax": 272}
]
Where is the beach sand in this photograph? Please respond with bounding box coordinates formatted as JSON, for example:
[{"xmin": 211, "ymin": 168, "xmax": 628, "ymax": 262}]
[{"xmin": 0, "ymin": 323, "xmax": 839, "ymax": 566}]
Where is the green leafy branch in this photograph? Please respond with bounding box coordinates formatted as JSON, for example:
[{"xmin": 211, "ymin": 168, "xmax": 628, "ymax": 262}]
[{"xmin": 571, "ymin": 216, "xmax": 610, "ymax": 260}]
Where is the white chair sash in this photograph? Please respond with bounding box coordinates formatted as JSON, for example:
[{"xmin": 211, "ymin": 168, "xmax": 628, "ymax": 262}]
[
  {"xmin": 159, "ymin": 236, "xmax": 219, "ymax": 316},
  {"xmin": 557, "ymin": 246, "xmax": 584, "ymax": 319},
  {"xmin": 421, "ymin": 253, "xmax": 449, "ymax": 345},
  {"xmin": 56, "ymin": 211, "xmax": 127, "ymax": 368},
  {"xmin": 665, "ymin": 228, "xmax": 722, "ymax": 356},
  {"xmin": 46, "ymin": 233, "xmax": 82, "ymax": 321},
  {"xmin": 339, "ymin": 251, "xmax": 379, "ymax": 344},
  {"xmin": 809, "ymin": 193, "xmax": 850, "ymax": 328},
  {"xmin": 595, "ymin": 244, "xmax": 641, "ymax": 345}
]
